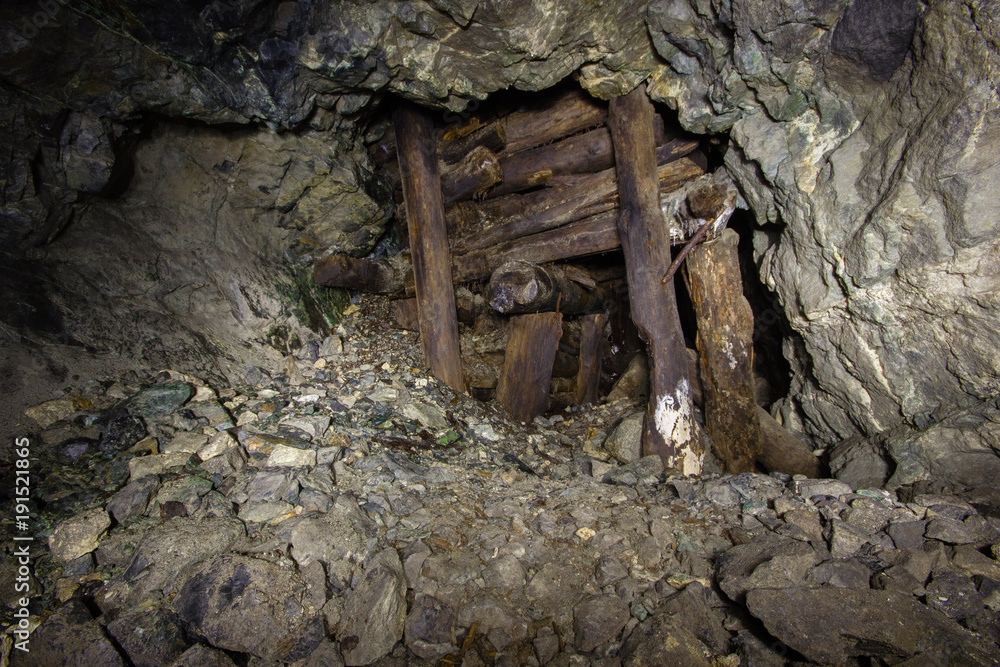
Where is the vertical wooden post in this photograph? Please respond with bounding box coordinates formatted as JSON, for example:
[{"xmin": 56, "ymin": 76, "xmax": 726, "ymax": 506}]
[
  {"xmin": 608, "ymin": 84, "xmax": 702, "ymax": 475},
  {"xmin": 496, "ymin": 312, "xmax": 563, "ymax": 422},
  {"xmin": 574, "ymin": 313, "xmax": 607, "ymax": 406},
  {"xmin": 685, "ymin": 229, "xmax": 762, "ymax": 473},
  {"xmin": 394, "ymin": 105, "xmax": 465, "ymax": 393}
]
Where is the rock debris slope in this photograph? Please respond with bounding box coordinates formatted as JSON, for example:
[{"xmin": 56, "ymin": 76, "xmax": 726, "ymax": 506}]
[{"xmin": 5, "ymin": 297, "xmax": 1000, "ymax": 666}]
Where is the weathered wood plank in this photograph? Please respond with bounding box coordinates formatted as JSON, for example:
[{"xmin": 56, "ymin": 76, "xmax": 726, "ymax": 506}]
[
  {"xmin": 496, "ymin": 312, "xmax": 563, "ymax": 422},
  {"xmin": 608, "ymin": 84, "xmax": 701, "ymax": 474},
  {"xmin": 686, "ymin": 228, "xmax": 762, "ymax": 473},
  {"xmin": 394, "ymin": 104, "xmax": 465, "ymax": 393},
  {"xmin": 575, "ymin": 313, "xmax": 608, "ymax": 406},
  {"xmin": 501, "ymin": 88, "xmax": 608, "ymax": 155},
  {"xmin": 314, "ymin": 254, "xmax": 410, "ymax": 294}
]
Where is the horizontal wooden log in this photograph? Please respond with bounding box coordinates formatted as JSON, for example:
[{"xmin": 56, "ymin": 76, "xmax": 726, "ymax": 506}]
[
  {"xmin": 440, "ymin": 146, "xmax": 503, "ymax": 206},
  {"xmin": 439, "ymin": 122, "xmax": 506, "ymax": 164},
  {"xmin": 370, "ymin": 87, "xmax": 600, "ymax": 165},
  {"xmin": 314, "ymin": 254, "xmax": 410, "ymax": 294},
  {"xmin": 501, "ymin": 88, "xmax": 607, "ymax": 156},
  {"xmin": 487, "ymin": 261, "xmax": 605, "ymax": 315},
  {"xmin": 451, "ymin": 210, "xmax": 621, "ymax": 283},
  {"xmin": 489, "ymin": 115, "xmax": 665, "ymax": 198},
  {"xmin": 452, "ymin": 150, "xmax": 702, "ymax": 253}
]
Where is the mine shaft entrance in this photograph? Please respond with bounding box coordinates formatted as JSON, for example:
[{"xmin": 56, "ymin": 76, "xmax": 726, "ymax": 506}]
[{"xmin": 316, "ymin": 82, "xmax": 801, "ymax": 474}]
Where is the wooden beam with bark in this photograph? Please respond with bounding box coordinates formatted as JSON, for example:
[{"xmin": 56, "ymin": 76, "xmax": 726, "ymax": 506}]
[
  {"xmin": 314, "ymin": 254, "xmax": 411, "ymax": 294},
  {"xmin": 608, "ymin": 84, "xmax": 701, "ymax": 474},
  {"xmin": 686, "ymin": 228, "xmax": 762, "ymax": 473},
  {"xmin": 490, "ymin": 115, "xmax": 665, "ymax": 197},
  {"xmin": 394, "ymin": 104, "xmax": 465, "ymax": 393},
  {"xmin": 451, "ymin": 150, "xmax": 701, "ymax": 253}
]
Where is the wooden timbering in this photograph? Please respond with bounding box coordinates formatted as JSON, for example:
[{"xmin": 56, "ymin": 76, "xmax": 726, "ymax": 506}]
[
  {"xmin": 314, "ymin": 254, "xmax": 411, "ymax": 295},
  {"xmin": 394, "ymin": 105, "xmax": 465, "ymax": 393},
  {"xmin": 685, "ymin": 228, "xmax": 762, "ymax": 473},
  {"xmin": 496, "ymin": 312, "xmax": 563, "ymax": 422},
  {"xmin": 487, "ymin": 261, "xmax": 605, "ymax": 315},
  {"xmin": 575, "ymin": 313, "xmax": 608, "ymax": 406},
  {"xmin": 608, "ymin": 84, "xmax": 702, "ymax": 475}
]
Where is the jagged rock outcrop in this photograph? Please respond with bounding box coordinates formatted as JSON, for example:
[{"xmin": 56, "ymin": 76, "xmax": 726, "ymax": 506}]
[{"xmin": 2, "ymin": 0, "xmax": 999, "ymax": 463}]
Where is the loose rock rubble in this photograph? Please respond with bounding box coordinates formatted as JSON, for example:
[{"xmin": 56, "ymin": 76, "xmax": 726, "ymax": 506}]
[{"xmin": 3, "ymin": 297, "xmax": 1000, "ymax": 666}]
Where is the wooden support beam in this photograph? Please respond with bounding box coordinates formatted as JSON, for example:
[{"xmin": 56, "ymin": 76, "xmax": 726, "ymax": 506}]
[
  {"xmin": 451, "ymin": 210, "xmax": 621, "ymax": 283},
  {"xmin": 394, "ymin": 104, "xmax": 465, "ymax": 393},
  {"xmin": 575, "ymin": 313, "xmax": 608, "ymax": 406},
  {"xmin": 756, "ymin": 407, "xmax": 824, "ymax": 478},
  {"xmin": 440, "ymin": 146, "xmax": 503, "ymax": 206},
  {"xmin": 685, "ymin": 228, "xmax": 762, "ymax": 473},
  {"xmin": 452, "ymin": 148, "xmax": 701, "ymax": 253},
  {"xmin": 501, "ymin": 88, "xmax": 607, "ymax": 156},
  {"xmin": 314, "ymin": 254, "xmax": 410, "ymax": 294},
  {"xmin": 487, "ymin": 261, "xmax": 605, "ymax": 315},
  {"xmin": 496, "ymin": 312, "xmax": 563, "ymax": 422},
  {"xmin": 608, "ymin": 84, "xmax": 701, "ymax": 474},
  {"xmin": 490, "ymin": 116, "xmax": 665, "ymax": 197},
  {"xmin": 439, "ymin": 122, "xmax": 506, "ymax": 164}
]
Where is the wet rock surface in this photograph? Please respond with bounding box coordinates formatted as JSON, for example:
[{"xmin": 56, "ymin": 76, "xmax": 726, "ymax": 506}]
[{"xmin": 4, "ymin": 298, "xmax": 1000, "ymax": 666}]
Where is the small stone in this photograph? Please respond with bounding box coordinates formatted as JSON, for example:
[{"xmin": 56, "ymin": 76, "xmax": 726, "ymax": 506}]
[
  {"xmin": 483, "ymin": 555, "xmax": 526, "ymax": 593},
  {"xmin": 129, "ymin": 453, "xmax": 194, "ymax": 480},
  {"xmin": 246, "ymin": 469, "xmax": 299, "ymax": 503},
  {"xmin": 171, "ymin": 644, "xmax": 238, "ymax": 667},
  {"xmin": 338, "ymin": 549, "xmax": 407, "ymax": 666},
  {"xmin": 702, "ymin": 479, "xmax": 740, "ymax": 506},
  {"xmin": 794, "ymin": 478, "xmax": 852, "ymax": 500},
  {"xmin": 807, "ymin": 559, "xmax": 872, "ymax": 588},
  {"xmin": 829, "ymin": 519, "xmax": 869, "ymax": 558},
  {"xmin": 199, "ymin": 447, "xmax": 247, "ymax": 477},
  {"xmin": 266, "ymin": 444, "xmax": 318, "ymax": 468},
  {"xmin": 604, "ymin": 412, "xmax": 644, "ymax": 464},
  {"xmin": 402, "ymin": 402, "xmax": 450, "ymax": 430},
  {"xmin": 106, "ymin": 477, "xmax": 160, "ymax": 524},
  {"xmin": 534, "ymin": 631, "xmax": 560, "ymax": 665},
  {"xmin": 161, "ymin": 432, "xmax": 209, "ymax": 454},
  {"xmin": 238, "ymin": 500, "xmax": 294, "ymax": 523},
  {"xmin": 574, "ymin": 594, "xmax": 630, "ymax": 652},
  {"xmin": 49, "ymin": 509, "xmax": 112, "ymax": 562},
  {"xmin": 576, "ymin": 526, "xmax": 596, "ymax": 540},
  {"xmin": 197, "ymin": 431, "xmax": 238, "ymax": 460},
  {"xmin": 124, "ymin": 382, "xmax": 194, "ymax": 417},
  {"xmin": 596, "ymin": 556, "xmax": 629, "ymax": 587},
  {"xmin": 925, "ymin": 517, "xmax": 975, "ymax": 544},
  {"xmin": 925, "ymin": 570, "xmax": 983, "ymax": 620},
  {"xmin": 887, "ymin": 519, "xmax": 928, "ymax": 549},
  {"xmin": 25, "ymin": 399, "xmax": 77, "ymax": 428}
]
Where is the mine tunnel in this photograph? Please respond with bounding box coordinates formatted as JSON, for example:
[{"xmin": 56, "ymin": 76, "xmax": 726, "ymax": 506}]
[{"xmin": 1, "ymin": 0, "xmax": 999, "ymax": 665}]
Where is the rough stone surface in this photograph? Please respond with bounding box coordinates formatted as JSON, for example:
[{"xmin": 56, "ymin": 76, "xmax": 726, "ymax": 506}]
[
  {"xmin": 173, "ymin": 554, "xmax": 322, "ymax": 662},
  {"xmin": 338, "ymin": 548, "xmax": 407, "ymax": 666},
  {"xmin": 10, "ymin": 600, "xmax": 124, "ymax": 667},
  {"xmin": 573, "ymin": 594, "xmax": 630, "ymax": 652},
  {"xmin": 48, "ymin": 509, "xmax": 112, "ymax": 562},
  {"xmin": 746, "ymin": 587, "xmax": 998, "ymax": 666}
]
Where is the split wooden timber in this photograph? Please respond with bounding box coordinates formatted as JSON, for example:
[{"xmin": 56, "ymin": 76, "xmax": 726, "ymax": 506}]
[
  {"xmin": 394, "ymin": 104, "xmax": 465, "ymax": 393},
  {"xmin": 575, "ymin": 312, "xmax": 608, "ymax": 406},
  {"xmin": 608, "ymin": 84, "xmax": 701, "ymax": 474},
  {"xmin": 496, "ymin": 312, "xmax": 563, "ymax": 422}
]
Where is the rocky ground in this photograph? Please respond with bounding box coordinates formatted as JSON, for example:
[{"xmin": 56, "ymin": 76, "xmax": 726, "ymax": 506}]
[{"xmin": 2, "ymin": 296, "xmax": 1000, "ymax": 667}]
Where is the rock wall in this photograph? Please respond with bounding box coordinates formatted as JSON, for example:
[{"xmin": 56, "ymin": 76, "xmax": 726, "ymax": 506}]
[{"xmin": 2, "ymin": 0, "xmax": 999, "ymax": 459}]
